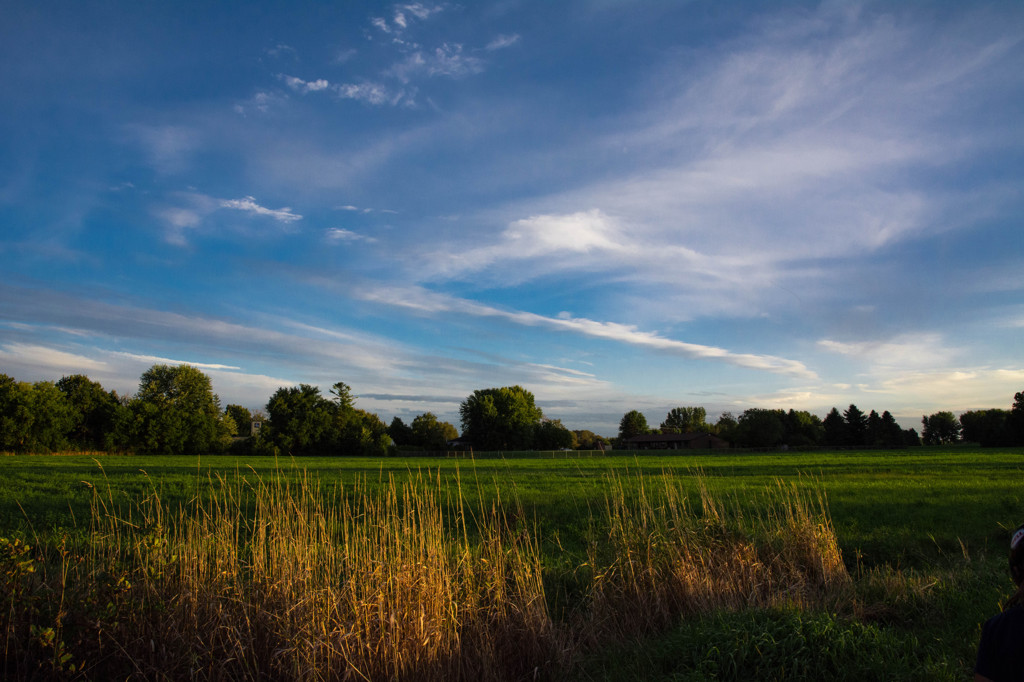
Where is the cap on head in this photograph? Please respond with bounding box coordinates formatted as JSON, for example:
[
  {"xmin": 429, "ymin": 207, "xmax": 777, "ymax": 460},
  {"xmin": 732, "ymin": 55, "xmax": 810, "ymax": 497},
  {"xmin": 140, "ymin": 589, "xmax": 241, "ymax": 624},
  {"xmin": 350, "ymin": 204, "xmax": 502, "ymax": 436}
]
[{"xmin": 1011, "ymin": 524, "xmax": 1024, "ymax": 585}]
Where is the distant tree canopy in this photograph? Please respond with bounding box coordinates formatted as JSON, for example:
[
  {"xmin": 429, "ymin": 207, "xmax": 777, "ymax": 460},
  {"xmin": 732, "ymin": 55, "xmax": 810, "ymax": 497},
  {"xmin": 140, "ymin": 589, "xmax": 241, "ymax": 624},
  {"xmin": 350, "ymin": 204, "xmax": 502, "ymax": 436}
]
[
  {"xmin": 262, "ymin": 381, "xmax": 391, "ymax": 457},
  {"xmin": 921, "ymin": 411, "xmax": 962, "ymax": 446},
  {"xmin": 618, "ymin": 410, "xmax": 650, "ymax": 441},
  {"xmin": 3, "ymin": 366, "xmax": 1023, "ymax": 454},
  {"xmin": 459, "ymin": 386, "xmax": 543, "ymax": 451},
  {"xmin": 660, "ymin": 407, "xmax": 707, "ymax": 434}
]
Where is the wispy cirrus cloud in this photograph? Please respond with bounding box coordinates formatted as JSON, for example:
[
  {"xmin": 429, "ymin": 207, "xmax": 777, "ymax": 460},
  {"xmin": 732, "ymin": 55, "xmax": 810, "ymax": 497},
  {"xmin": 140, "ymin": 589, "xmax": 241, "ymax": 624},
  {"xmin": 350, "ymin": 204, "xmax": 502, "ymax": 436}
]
[
  {"xmin": 325, "ymin": 228, "xmax": 377, "ymax": 243},
  {"xmin": 356, "ymin": 285, "xmax": 816, "ymax": 379},
  {"xmin": 219, "ymin": 196, "xmax": 302, "ymax": 222},
  {"xmin": 486, "ymin": 34, "xmax": 520, "ymax": 51}
]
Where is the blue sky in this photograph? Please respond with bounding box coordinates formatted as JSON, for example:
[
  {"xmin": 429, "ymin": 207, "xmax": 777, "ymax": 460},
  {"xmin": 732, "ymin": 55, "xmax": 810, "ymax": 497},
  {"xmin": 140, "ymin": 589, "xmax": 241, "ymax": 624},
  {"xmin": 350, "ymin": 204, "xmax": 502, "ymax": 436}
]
[{"xmin": 1, "ymin": 1, "xmax": 1022, "ymax": 436}]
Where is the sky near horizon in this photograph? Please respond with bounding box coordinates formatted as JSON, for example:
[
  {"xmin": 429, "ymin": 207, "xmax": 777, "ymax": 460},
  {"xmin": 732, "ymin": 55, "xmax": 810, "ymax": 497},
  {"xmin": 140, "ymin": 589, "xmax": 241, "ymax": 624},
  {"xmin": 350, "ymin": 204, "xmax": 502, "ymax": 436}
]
[{"xmin": 1, "ymin": 1, "xmax": 1022, "ymax": 436}]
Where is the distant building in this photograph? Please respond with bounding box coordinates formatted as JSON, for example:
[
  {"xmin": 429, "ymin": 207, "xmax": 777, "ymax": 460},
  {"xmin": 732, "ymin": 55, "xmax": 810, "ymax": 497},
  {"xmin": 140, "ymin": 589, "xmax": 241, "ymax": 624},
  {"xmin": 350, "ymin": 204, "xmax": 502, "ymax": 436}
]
[
  {"xmin": 623, "ymin": 432, "xmax": 729, "ymax": 450},
  {"xmin": 251, "ymin": 420, "xmax": 262, "ymax": 437}
]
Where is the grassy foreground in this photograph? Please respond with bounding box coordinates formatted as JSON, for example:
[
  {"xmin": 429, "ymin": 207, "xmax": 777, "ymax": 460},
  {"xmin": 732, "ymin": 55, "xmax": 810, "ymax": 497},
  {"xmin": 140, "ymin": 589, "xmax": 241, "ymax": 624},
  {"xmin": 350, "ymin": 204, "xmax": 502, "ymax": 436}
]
[{"xmin": 1, "ymin": 447, "xmax": 1022, "ymax": 680}]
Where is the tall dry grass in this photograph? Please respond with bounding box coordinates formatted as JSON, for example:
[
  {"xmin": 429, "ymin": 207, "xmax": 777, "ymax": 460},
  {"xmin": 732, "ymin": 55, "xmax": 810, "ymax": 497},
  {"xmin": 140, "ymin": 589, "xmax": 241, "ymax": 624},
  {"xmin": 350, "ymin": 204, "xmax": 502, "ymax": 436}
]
[{"xmin": 2, "ymin": 466, "xmax": 849, "ymax": 681}]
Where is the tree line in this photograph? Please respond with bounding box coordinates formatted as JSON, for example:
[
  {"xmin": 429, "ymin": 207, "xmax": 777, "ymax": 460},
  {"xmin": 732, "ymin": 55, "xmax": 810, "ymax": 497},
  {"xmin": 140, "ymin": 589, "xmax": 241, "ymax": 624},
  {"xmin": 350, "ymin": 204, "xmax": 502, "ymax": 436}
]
[
  {"xmin": 1, "ymin": 365, "xmax": 1023, "ymax": 454},
  {"xmin": 615, "ymin": 394, "xmax": 1024, "ymax": 449}
]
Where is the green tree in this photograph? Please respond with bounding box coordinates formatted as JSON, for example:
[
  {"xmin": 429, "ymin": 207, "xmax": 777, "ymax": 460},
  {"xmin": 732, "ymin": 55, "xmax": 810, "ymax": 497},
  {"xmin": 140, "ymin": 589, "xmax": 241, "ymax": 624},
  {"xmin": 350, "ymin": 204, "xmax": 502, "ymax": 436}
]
[
  {"xmin": 921, "ymin": 411, "xmax": 961, "ymax": 445},
  {"xmin": 660, "ymin": 406, "xmax": 707, "ymax": 434},
  {"xmin": 265, "ymin": 384, "xmax": 336, "ymax": 455},
  {"xmin": 131, "ymin": 364, "xmax": 227, "ymax": 455},
  {"xmin": 822, "ymin": 407, "xmax": 847, "ymax": 446},
  {"xmin": 1010, "ymin": 391, "xmax": 1024, "ymax": 446},
  {"xmin": 534, "ymin": 419, "xmax": 575, "ymax": 450},
  {"xmin": 224, "ymin": 404, "xmax": 253, "ymax": 437},
  {"xmin": 0, "ymin": 378, "xmax": 75, "ymax": 452},
  {"xmin": 459, "ymin": 386, "xmax": 544, "ymax": 451},
  {"xmin": 388, "ymin": 416, "xmax": 415, "ymax": 447},
  {"xmin": 843, "ymin": 404, "xmax": 868, "ymax": 446},
  {"xmin": 782, "ymin": 410, "xmax": 823, "ymax": 446},
  {"xmin": 734, "ymin": 409, "xmax": 786, "ymax": 448},
  {"xmin": 715, "ymin": 412, "xmax": 738, "ymax": 443},
  {"xmin": 56, "ymin": 374, "xmax": 122, "ymax": 450},
  {"xmin": 573, "ymin": 430, "xmax": 609, "ymax": 450},
  {"xmin": 880, "ymin": 411, "xmax": 905, "ymax": 448},
  {"xmin": 959, "ymin": 409, "xmax": 1010, "ymax": 447},
  {"xmin": 411, "ymin": 412, "xmax": 458, "ymax": 450},
  {"xmin": 618, "ymin": 410, "xmax": 650, "ymax": 441}
]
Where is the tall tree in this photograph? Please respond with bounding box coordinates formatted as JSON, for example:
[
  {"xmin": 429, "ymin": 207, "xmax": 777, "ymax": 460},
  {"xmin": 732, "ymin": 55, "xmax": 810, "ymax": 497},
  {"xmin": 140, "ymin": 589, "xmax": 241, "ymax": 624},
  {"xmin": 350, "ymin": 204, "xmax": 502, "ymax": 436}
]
[
  {"xmin": 411, "ymin": 412, "xmax": 458, "ymax": 449},
  {"xmin": 131, "ymin": 364, "xmax": 229, "ymax": 455},
  {"xmin": 388, "ymin": 416, "xmax": 415, "ymax": 447},
  {"xmin": 843, "ymin": 404, "xmax": 868, "ymax": 446},
  {"xmin": 265, "ymin": 384, "xmax": 336, "ymax": 455},
  {"xmin": 618, "ymin": 410, "xmax": 650, "ymax": 441},
  {"xmin": 734, "ymin": 408, "xmax": 786, "ymax": 448},
  {"xmin": 660, "ymin": 406, "xmax": 707, "ymax": 434},
  {"xmin": 921, "ymin": 411, "xmax": 961, "ymax": 445},
  {"xmin": 783, "ymin": 410, "xmax": 824, "ymax": 446},
  {"xmin": 459, "ymin": 386, "xmax": 543, "ymax": 451},
  {"xmin": 56, "ymin": 374, "xmax": 122, "ymax": 450},
  {"xmin": 1010, "ymin": 391, "xmax": 1024, "ymax": 446},
  {"xmin": 224, "ymin": 404, "xmax": 253, "ymax": 437},
  {"xmin": 822, "ymin": 407, "xmax": 847, "ymax": 446},
  {"xmin": 880, "ymin": 411, "xmax": 905, "ymax": 449},
  {"xmin": 534, "ymin": 419, "xmax": 575, "ymax": 450}
]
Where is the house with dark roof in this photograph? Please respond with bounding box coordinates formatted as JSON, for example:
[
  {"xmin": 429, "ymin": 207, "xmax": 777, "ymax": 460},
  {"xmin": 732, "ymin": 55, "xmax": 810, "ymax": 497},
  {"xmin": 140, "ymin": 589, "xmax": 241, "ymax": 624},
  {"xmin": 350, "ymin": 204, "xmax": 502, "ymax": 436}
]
[{"xmin": 622, "ymin": 432, "xmax": 729, "ymax": 450}]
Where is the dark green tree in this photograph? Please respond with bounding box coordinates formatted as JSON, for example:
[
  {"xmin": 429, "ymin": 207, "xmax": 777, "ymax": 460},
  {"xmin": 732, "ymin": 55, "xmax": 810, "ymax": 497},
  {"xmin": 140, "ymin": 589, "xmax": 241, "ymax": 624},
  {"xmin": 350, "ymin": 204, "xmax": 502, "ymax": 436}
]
[
  {"xmin": 411, "ymin": 412, "xmax": 458, "ymax": 449},
  {"xmin": 224, "ymin": 404, "xmax": 253, "ymax": 437},
  {"xmin": 265, "ymin": 384, "xmax": 336, "ymax": 455},
  {"xmin": 822, "ymin": 407, "xmax": 847, "ymax": 446},
  {"xmin": 618, "ymin": 410, "xmax": 650, "ymax": 441},
  {"xmin": 0, "ymin": 378, "xmax": 75, "ymax": 452},
  {"xmin": 573, "ymin": 430, "xmax": 609, "ymax": 450},
  {"xmin": 880, "ymin": 411, "xmax": 905, "ymax": 448},
  {"xmin": 131, "ymin": 364, "xmax": 229, "ymax": 455},
  {"xmin": 921, "ymin": 411, "xmax": 961, "ymax": 445},
  {"xmin": 715, "ymin": 412, "xmax": 738, "ymax": 443},
  {"xmin": 843, "ymin": 404, "xmax": 868, "ymax": 446},
  {"xmin": 734, "ymin": 409, "xmax": 786, "ymax": 448},
  {"xmin": 783, "ymin": 410, "xmax": 823, "ymax": 446},
  {"xmin": 534, "ymin": 419, "xmax": 575, "ymax": 450},
  {"xmin": 959, "ymin": 409, "xmax": 1010, "ymax": 447},
  {"xmin": 56, "ymin": 374, "xmax": 122, "ymax": 450},
  {"xmin": 388, "ymin": 416, "xmax": 415, "ymax": 447},
  {"xmin": 660, "ymin": 406, "xmax": 707, "ymax": 434},
  {"xmin": 1010, "ymin": 391, "xmax": 1024, "ymax": 446},
  {"xmin": 459, "ymin": 386, "xmax": 544, "ymax": 450}
]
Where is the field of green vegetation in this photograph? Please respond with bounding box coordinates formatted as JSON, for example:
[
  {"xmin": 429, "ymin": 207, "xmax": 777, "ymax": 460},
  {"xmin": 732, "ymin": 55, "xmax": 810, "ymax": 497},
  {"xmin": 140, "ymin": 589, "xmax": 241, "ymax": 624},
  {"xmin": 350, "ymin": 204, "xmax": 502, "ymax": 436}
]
[{"xmin": 2, "ymin": 446, "xmax": 1022, "ymax": 680}]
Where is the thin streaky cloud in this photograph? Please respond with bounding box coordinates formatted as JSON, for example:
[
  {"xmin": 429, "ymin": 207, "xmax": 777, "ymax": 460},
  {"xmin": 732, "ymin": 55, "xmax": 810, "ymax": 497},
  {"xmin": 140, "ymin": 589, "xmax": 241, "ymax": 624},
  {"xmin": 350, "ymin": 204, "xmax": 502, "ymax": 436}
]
[
  {"xmin": 219, "ymin": 196, "xmax": 302, "ymax": 222},
  {"xmin": 356, "ymin": 285, "xmax": 817, "ymax": 379}
]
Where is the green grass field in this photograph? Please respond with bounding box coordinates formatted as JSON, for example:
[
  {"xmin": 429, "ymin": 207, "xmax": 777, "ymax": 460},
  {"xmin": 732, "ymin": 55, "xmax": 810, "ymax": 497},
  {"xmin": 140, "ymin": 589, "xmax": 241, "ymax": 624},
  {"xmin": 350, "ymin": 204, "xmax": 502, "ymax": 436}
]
[{"xmin": 2, "ymin": 447, "xmax": 1022, "ymax": 680}]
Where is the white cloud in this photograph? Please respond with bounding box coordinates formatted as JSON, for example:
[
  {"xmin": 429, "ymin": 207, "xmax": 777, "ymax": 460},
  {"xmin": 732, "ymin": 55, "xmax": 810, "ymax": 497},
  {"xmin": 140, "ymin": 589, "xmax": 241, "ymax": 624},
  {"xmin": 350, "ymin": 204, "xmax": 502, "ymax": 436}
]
[
  {"xmin": 817, "ymin": 333, "xmax": 960, "ymax": 372},
  {"xmin": 0, "ymin": 343, "xmax": 108, "ymax": 374},
  {"xmin": 335, "ymin": 81, "xmax": 407, "ymax": 106},
  {"xmin": 281, "ymin": 75, "xmax": 331, "ymax": 93},
  {"xmin": 109, "ymin": 352, "xmax": 241, "ymax": 371},
  {"xmin": 220, "ymin": 196, "xmax": 302, "ymax": 222},
  {"xmin": 486, "ymin": 34, "xmax": 520, "ymax": 51},
  {"xmin": 357, "ymin": 285, "xmax": 817, "ymax": 379},
  {"xmin": 326, "ymin": 228, "xmax": 377, "ymax": 243}
]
